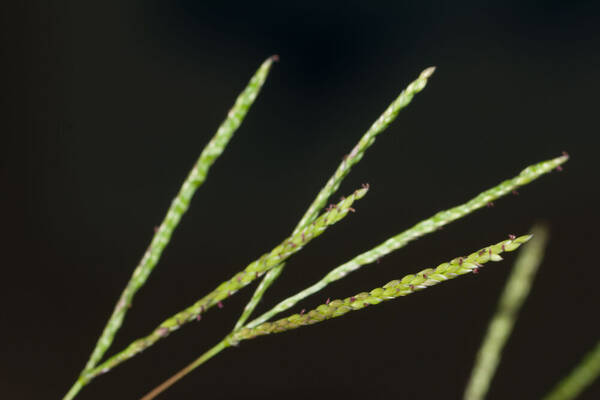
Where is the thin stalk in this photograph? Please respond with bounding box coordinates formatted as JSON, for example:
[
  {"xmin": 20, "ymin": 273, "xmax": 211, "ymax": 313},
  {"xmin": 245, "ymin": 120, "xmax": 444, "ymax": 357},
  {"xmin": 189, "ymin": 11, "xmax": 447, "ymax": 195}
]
[
  {"xmin": 73, "ymin": 187, "xmax": 368, "ymax": 391},
  {"xmin": 140, "ymin": 340, "xmax": 230, "ymax": 400},
  {"xmin": 543, "ymin": 340, "xmax": 600, "ymax": 400},
  {"xmin": 234, "ymin": 66, "xmax": 436, "ymax": 330},
  {"xmin": 463, "ymin": 224, "xmax": 549, "ymax": 400},
  {"xmin": 246, "ymin": 154, "xmax": 568, "ymax": 329},
  {"xmin": 64, "ymin": 55, "xmax": 277, "ymax": 400}
]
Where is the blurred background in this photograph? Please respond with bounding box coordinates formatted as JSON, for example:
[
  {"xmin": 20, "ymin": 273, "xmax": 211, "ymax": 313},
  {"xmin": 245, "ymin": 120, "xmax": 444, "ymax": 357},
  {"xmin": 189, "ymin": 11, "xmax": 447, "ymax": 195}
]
[{"xmin": 3, "ymin": 1, "xmax": 599, "ymax": 399}]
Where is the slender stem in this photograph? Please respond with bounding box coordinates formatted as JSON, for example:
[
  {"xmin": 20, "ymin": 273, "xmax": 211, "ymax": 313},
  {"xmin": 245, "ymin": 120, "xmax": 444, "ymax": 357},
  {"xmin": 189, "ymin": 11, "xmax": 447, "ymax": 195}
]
[
  {"xmin": 234, "ymin": 262, "xmax": 285, "ymax": 331},
  {"xmin": 543, "ymin": 340, "xmax": 600, "ymax": 400},
  {"xmin": 63, "ymin": 379, "xmax": 84, "ymax": 400},
  {"xmin": 463, "ymin": 224, "xmax": 549, "ymax": 400},
  {"xmin": 65, "ymin": 56, "xmax": 277, "ymax": 400},
  {"xmin": 140, "ymin": 340, "xmax": 230, "ymax": 400},
  {"xmin": 246, "ymin": 155, "xmax": 568, "ymax": 329},
  {"xmin": 234, "ymin": 66, "xmax": 436, "ymax": 329}
]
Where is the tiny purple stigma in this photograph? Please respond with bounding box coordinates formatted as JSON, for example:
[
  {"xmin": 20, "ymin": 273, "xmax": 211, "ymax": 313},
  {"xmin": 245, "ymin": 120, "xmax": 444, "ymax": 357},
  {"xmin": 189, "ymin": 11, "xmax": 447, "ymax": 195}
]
[
  {"xmin": 479, "ymin": 249, "xmax": 486, "ymax": 256},
  {"xmin": 458, "ymin": 257, "xmax": 464, "ymax": 266},
  {"xmin": 423, "ymin": 273, "xmax": 428, "ymax": 279},
  {"xmin": 502, "ymin": 244, "xmax": 506, "ymax": 251},
  {"xmin": 473, "ymin": 268, "xmax": 480, "ymax": 274},
  {"xmin": 217, "ymin": 301, "xmax": 224, "ymax": 309},
  {"xmin": 362, "ymin": 183, "xmax": 370, "ymax": 190},
  {"xmin": 300, "ymin": 309, "xmax": 306, "ymax": 315},
  {"xmin": 350, "ymin": 297, "xmax": 356, "ymax": 303},
  {"xmin": 508, "ymin": 234, "xmax": 516, "ymax": 240},
  {"xmin": 197, "ymin": 314, "xmax": 202, "ymax": 321},
  {"xmin": 348, "ymin": 207, "xmax": 356, "ymax": 213},
  {"xmin": 486, "ymin": 202, "xmax": 494, "ymax": 208},
  {"xmin": 158, "ymin": 327, "xmax": 169, "ymax": 337},
  {"xmin": 326, "ymin": 298, "xmax": 331, "ymax": 305},
  {"xmin": 556, "ymin": 165, "xmax": 563, "ymax": 172},
  {"xmin": 562, "ymin": 151, "xmax": 569, "ymax": 158},
  {"xmin": 512, "ymin": 190, "xmax": 519, "ymax": 196},
  {"xmin": 409, "ymin": 284, "xmax": 415, "ymax": 291}
]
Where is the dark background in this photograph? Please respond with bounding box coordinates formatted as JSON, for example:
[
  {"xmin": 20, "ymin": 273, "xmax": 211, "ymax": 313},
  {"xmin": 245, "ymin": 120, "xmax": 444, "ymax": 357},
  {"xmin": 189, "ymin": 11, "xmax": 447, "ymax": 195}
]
[{"xmin": 3, "ymin": 1, "xmax": 599, "ymax": 399}]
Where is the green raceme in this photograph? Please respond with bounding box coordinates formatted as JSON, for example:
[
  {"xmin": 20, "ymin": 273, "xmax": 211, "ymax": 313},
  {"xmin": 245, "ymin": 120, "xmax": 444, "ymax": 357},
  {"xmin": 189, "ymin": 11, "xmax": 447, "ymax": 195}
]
[{"xmin": 231, "ymin": 235, "xmax": 532, "ymax": 342}]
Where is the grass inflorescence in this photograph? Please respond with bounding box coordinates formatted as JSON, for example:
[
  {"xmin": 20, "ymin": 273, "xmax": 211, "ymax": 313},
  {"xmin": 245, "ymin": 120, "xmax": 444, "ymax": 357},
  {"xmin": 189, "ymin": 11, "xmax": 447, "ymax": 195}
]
[{"xmin": 64, "ymin": 57, "xmax": 582, "ymax": 400}]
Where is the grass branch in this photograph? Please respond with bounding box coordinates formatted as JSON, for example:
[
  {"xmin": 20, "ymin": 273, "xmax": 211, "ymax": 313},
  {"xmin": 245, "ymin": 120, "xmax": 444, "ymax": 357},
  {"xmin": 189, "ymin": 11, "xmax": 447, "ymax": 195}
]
[
  {"xmin": 231, "ymin": 235, "xmax": 532, "ymax": 341},
  {"xmin": 463, "ymin": 224, "xmax": 549, "ymax": 400},
  {"xmin": 543, "ymin": 340, "xmax": 600, "ymax": 400},
  {"xmin": 65, "ymin": 56, "xmax": 277, "ymax": 400}
]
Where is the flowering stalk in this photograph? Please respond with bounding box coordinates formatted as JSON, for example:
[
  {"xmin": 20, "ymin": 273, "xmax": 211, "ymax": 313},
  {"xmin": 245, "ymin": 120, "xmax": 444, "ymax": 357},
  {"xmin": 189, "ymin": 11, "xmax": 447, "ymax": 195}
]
[
  {"xmin": 543, "ymin": 340, "xmax": 600, "ymax": 400},
  {"xmin": 246, "ymin": 154, "xmax": 568, "ymax": 329},
  {"xmin": 75, "ymin": 56, "xmax": 278, "ymax": 384},
  {"xmin": 234, "ymin": 66, "xmax": 436, "ymax": 330},
  {"xmin": 230, "ymin": 235, "xmax": 532, "ymax": 342},
  {"xmin": 464, "ymin": 224, "xmax": 549, "ymax": 400}
]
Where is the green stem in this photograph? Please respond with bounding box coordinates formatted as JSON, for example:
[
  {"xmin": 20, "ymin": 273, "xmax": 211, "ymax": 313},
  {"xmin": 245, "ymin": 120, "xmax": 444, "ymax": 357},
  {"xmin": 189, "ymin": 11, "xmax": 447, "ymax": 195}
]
[
  {"xmin": 463, "ymin": 224, "xmax": 549, "ymax": 400},
  {"xmin": 246, "ymin": 155, "xmax": 568, "ymax": 329},
  {"xmin": 543, "ymin": 340, "xmax": 600, "ymax": 400},
  {"xmin": 234, "ymin": 66, "xmax": 436, "ymax": 329},
  {"xmin": 63, "ymin": 379, "xmax": 84, "ymax": 400}
]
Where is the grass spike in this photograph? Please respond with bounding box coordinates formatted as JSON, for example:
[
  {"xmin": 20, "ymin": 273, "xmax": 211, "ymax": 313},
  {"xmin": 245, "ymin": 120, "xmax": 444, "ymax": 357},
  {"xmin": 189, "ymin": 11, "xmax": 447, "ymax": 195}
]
[
  {"xmin": 230, "ymin": 235, "xmax": 532, "ymax": 342},
  {"xmin": 75, "ymin": 56, "xmax": 278, "ymax": 383},
  {"xmin": 464, "ymin": 224, "xmax": 549, "ymax": 400}
]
